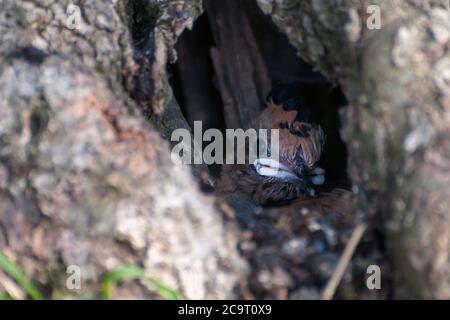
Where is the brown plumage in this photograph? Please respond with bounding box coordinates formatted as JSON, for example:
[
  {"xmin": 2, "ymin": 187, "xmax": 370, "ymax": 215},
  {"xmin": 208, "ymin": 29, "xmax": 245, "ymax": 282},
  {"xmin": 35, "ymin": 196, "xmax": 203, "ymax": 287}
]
[
  {"xmin": 257, "ymin": 102, "xmax": 325, "ymax": 170},
  {"xmin": 214, "ymin": 83, "xmax": 357, "ymax": 300},
  {"xmin": 216, "ymin": 83, "xmax": 327, "ymax": 205}
]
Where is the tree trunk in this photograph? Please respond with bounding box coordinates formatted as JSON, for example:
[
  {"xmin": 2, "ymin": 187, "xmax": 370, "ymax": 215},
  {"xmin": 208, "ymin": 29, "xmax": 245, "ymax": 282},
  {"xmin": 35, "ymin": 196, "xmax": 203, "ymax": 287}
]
[
  {"xmin": 1, "ymin": 0, "xmax": 449, "ymax": 300},
  {"xmin": 0, "ymin": 0, "xmax": 246, "ymax": 299},
  {"xmin": 257, "ymin": 0, "xmax": 450, "ymax": 298}
]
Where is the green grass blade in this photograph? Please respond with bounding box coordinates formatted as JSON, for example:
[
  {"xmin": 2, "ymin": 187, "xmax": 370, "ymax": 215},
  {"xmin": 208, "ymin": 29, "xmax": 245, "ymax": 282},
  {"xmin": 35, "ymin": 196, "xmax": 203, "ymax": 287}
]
[
  {"xmin": 0, "ymin": 252, "xmax": 44, "ymax": 300},
  {"xmin": 101, "ymin": 265, "xmax": 144, "ymax": 299},
  {"xmin": 146, "ymin": 277, "xmax": 183, "ymax": 300},
  {"xmin": 0, "ymin": 293, "xmax": 13, "ymax": 300},
  {"xmin": 101, "ymin": 265, "xmax": 182, "ymax": 300}
]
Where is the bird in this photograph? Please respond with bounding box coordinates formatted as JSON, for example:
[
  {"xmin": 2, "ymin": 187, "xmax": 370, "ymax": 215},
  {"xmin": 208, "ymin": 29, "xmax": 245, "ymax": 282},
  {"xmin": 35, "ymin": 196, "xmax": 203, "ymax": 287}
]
[
  {"xmin": 214, "ymin": 83, "xmax": 356, "ymax": 300},
  {"xmin": 216, "ymin": 82, "xmax": 327, "ymax": 205}
]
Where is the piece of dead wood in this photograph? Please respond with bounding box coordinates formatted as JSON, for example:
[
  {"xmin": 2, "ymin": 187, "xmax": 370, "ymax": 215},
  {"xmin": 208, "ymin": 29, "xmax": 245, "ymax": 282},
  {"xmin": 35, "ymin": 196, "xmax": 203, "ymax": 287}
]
[
  {"xmin": 0, "ymin": 270, "xmax": 26, "ymax": 300},
  {"xmin": 321, "ymin": 223, "xmax": 367, "ymax": 300},
  {"xmin": 205, "ymin": 0, "xmax": 271, "ymax": 128}
]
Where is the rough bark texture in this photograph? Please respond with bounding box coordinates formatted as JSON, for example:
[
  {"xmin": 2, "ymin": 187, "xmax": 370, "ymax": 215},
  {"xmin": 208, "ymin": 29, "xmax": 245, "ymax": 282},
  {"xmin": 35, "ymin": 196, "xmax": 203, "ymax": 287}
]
[
  {"xmin": 0, "ymin": 0, "xmax": 246, "ymax": 299},
  {"xmin": 257, "ymin": 0, "xmax": 450, "ymax": 298},
  {"xmin": 1, "ymin": 0, "xmax": 449, "ymax": 300}
]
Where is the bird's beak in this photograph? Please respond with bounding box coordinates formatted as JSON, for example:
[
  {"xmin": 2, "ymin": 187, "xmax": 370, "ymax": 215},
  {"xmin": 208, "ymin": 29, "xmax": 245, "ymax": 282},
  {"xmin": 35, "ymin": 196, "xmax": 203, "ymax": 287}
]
[
  {"xmin": 253, "ymin": 158, "xmax": 301, "ymax": 182},
  {"xmin": 253, "ymin": 158, "xmax": 326, "ymax": 186}
]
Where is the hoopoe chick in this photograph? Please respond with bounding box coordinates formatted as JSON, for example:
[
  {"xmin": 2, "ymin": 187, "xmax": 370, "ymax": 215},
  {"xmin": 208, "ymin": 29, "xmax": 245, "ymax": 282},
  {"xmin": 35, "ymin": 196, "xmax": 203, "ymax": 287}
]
[{"xmin": 216, "ymin": 83, "xmax": 326, "ymax": 205}]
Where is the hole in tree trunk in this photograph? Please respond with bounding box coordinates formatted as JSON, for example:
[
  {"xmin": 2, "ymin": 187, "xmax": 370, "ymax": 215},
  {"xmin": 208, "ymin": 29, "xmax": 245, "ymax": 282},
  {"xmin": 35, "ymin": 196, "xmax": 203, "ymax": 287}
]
[
  {"xmin": 169, "ymin": 0, "xmax": 350, "ymax": 189},
  {"xmin": 125, "ymin": 0, "xmax": 390, "ymax": 300}
]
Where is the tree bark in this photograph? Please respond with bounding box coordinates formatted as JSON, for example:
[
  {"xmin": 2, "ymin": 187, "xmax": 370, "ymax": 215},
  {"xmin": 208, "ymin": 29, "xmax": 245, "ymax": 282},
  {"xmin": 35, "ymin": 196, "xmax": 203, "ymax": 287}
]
[
  {"xmin": 257, "ymin": 0, "xmax": 450, "ymax": 298},
  {"xmin": 1, "ymin": 0, "xmax": 449, "ymax": 300},
  {"xmin": 0, "ymin": 0, "xmax": 246, "ymax": 299}
]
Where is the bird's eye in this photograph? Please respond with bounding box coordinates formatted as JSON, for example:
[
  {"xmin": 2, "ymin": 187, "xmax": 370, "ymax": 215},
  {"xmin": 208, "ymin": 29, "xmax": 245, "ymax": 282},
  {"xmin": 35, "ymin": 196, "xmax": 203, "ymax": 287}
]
[{"xmin": 279, "ymin": 122, "xmax": 290, "ymax": 129}]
